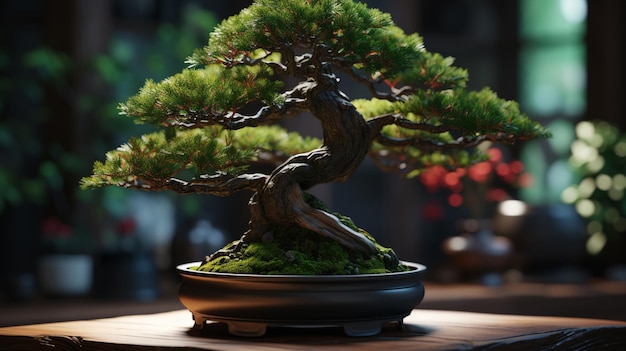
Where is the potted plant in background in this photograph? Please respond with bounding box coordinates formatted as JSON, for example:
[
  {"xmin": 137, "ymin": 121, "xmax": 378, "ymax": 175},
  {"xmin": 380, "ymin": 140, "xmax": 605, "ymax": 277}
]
[
  {"xmin": 92, "ymin": 190, "xmax": 177, "ymax": 301},
  {"xmin": 562, "ymin": 120, "xmax": 626, "ymax": 280},
  {"xmin": 1, "ymin": 4, "xmax": 218, "ymax": 301},
  {"xmin": 82, "ymin": 0, "xmax": 549, "ymax": 336},
  {"xmin": 419, "ymin": 144, "xmax": 532, "ymax": 284},
  {"xmin": 38, "ymin": 217, "xmax": 94, "ymax": 297},
  {"xmin": 92, "ymin": 215, "xmax": 160, "ymax": 301}
]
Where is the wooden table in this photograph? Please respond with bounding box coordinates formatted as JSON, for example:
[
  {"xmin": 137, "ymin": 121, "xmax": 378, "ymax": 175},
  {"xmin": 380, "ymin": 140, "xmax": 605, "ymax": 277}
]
[{"xmin": 1, "ymin": 309, "xmax": 625, "ymax": 350}]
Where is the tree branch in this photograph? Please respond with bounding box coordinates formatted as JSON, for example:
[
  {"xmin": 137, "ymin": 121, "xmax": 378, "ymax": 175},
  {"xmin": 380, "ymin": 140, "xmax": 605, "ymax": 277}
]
[
  {"xmin": 335, "ymin": 65, "xmax": 412, "ymax": 102},
  {"xmin": 368, "ymin": 149, "xmax": 419, "ymax": 177},
  {"xmin": 367, "ymin": 113, "xmax": 451, "ymax": 137},
  {"xmin": 165, "ymin": 94, "xmax": 307, "ymax": 130},
  {"xmin": 121, "ymin": 173, "xmax": 268, "ymax": 196},
  {"xmin": 375, "ymin": 133, "xmax": 487, "ymax": 150},
  {"xmin": 366, "ymin": 112, "xmax": 492, "ymax": 151}
]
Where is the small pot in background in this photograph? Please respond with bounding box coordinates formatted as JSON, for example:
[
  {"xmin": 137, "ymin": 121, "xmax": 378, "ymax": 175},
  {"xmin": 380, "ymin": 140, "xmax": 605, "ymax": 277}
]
[{"xmin": 38, "ymin": 254, "xmax": 93, "ymax": 296}]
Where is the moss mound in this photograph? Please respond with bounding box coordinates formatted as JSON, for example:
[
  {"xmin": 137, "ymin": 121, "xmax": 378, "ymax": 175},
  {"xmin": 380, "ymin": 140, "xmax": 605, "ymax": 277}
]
[{"xmin": 194, "ymin": 194, "xmax": 406, "ymax": 275}]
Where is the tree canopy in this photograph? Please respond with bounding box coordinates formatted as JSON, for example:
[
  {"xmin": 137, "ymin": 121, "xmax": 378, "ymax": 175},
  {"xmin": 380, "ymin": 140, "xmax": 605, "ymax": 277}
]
[{"xmin": 82, "ymin": 0, "xmax": 549, "ymax": 258}]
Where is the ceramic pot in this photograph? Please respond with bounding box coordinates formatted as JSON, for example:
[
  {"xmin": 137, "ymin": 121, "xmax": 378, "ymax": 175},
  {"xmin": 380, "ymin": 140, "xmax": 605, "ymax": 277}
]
[
  {"xmin": 442, "ymin": 220, "xmax": 513, "ymax": 283},
  {"xmin": 177, "ymin": 261, "xmax": 426, "ymax": 337},
  {"xmin": 500, "ymin": 204, "xmax": 586, "ymax": 270},
  {"xmin": 38, "ymin": 254, "xmax": 93, "ymax": 296}
]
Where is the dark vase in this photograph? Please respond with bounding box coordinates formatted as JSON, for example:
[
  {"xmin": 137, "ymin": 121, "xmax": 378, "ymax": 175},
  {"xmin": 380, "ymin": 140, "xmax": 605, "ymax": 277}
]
[
  {"xmin": 94, "ymin": 251, "xmax": 159, "ymax": 300},
  {"xmin": 495, "ymin": 204, "xmax": 587, "ymax": 280}
]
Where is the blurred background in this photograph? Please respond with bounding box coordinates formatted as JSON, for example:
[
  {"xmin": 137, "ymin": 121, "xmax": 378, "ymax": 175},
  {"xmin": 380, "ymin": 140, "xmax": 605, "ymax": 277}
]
[{"xmin": 1, "ymin": 0, "xmax": 625, "ymax": 323}]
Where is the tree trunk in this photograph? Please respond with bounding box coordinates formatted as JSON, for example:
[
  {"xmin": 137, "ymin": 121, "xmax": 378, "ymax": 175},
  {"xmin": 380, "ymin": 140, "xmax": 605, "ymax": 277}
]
[{"xmin": 243, "ymin": 70, "xmax": 377, "ymax": 254}]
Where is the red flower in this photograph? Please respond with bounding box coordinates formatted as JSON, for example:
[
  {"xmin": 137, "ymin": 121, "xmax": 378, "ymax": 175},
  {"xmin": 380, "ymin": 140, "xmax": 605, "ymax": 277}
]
[
  {"xmin": 419, "ymin": 146, "xmax": 530, "ymax": 215},
  {"xmin": 467, "ymin": 161, "xmax": 492, "ymax": 183}
]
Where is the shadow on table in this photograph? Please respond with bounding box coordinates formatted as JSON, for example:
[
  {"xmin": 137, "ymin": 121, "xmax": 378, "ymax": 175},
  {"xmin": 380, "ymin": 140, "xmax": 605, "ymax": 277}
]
[{"xmin": 186, "ymin": 321, "xmax": 435, "ymax": 344}]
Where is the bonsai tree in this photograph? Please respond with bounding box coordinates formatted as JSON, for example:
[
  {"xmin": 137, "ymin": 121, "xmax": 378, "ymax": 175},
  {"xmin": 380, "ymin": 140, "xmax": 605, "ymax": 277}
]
[{"xmin": 82, "ymin": 0, "xmax": 549, "ymax": 274}]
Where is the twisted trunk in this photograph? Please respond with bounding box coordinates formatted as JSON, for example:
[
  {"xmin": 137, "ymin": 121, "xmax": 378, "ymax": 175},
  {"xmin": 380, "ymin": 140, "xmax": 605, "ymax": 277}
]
[{"xmin": 241, "ymin": 71, "xmax": 377, "ymax": 254}]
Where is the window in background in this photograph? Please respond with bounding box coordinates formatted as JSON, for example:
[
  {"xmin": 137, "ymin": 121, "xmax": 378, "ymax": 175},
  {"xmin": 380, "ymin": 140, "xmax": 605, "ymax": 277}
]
[{"xmin": 518, "ymin": 0, "xmax": 587, "ymax": 204}]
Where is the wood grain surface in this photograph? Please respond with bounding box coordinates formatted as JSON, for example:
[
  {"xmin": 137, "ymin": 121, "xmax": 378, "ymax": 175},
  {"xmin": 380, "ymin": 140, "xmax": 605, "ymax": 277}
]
[{"xmin": 1, "ymin": 309, "xmax": 625, "ymax": 350}]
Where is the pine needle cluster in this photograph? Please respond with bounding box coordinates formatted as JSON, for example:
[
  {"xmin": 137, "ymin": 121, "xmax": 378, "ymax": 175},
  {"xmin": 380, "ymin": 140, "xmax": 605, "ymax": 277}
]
[{"xmin": 83, "ymin": 0, "xmax": 549, "ymax": 192}]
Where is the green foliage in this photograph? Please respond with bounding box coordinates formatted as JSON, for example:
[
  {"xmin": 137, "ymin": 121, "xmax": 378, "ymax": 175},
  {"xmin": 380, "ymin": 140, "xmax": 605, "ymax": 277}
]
[
  {"xmin": 81, "ymin": 124, "xmax": 321, "ymax": 188},
  {"xmin": 188, "ymin": 0, "xmax": 423, "ymax": 77},
  {"xmin": 83, "ymin": 127, "xmax": 243, "ymax": 188},
  {"xmin": 354, "ymin": 88, "xmax": 550, "ymax": 176},
  {"xmin": 2, "ymin": 5, "xmax": 219, "ymax": 217},
  {"xmin": 85, "ymin": 0, "xmax": 549, "ymax": 190},
  {"xmin": 230, "ymin": 125, "xmax": 321, "ymax": 156},
  {"xmin": 0, "ymin": 47, "xmax": 83, "ymax": 214},
  {"xmin": 562, "ymin": 120, "xmax": 626, "ymax": 264},
  {"xmin": 120, "ymin": 65, "xmax": 284, "ymax": 126},
  {"xmin": 398, "ymin": 51, "xmax": 469, "ymax": 90},
  {"xmin": 357, "ymin": 89, "xmax": 549, "ymax": 142},
  {"xmin": 23, "ymin": 47, "xmax": 72, "ymax": 82}
]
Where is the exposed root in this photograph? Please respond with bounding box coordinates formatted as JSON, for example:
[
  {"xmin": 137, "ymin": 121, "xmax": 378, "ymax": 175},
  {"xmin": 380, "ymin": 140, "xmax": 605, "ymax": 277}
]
[{"xmin": 286, "ymin": 184, "xmax": 378, "ymax": 255}]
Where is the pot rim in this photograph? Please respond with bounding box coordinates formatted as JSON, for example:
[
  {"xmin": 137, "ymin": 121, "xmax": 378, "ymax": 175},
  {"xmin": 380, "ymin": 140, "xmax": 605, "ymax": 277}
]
[{"xmin": 176, "ymin": 260, "xmax": 426, "ymax": 280}]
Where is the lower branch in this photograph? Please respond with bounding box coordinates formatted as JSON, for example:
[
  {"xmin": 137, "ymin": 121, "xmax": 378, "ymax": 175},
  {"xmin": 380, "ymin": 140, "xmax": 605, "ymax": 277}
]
[{"xmin": 125, "ymin": 173, "xmax": 268, "ymax": 196}]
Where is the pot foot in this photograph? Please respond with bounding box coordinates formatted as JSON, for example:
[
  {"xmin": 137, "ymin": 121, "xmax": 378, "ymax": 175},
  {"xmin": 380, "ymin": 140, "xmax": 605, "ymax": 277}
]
[
  {"xmin": 343, "ymin": 321, "xmax": 383, "ymax": 337},
  {"xmin": 226, "ymin": 321, "xmax": 268, "ymax": 337},
  {"xmin": 192, "ymin": 314, "xmax": 207, "ymax": 329}
]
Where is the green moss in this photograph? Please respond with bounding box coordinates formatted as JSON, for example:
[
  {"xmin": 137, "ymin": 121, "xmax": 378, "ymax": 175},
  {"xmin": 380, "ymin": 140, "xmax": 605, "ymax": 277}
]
[
  {"xmin": 195, "ymin": 228, "xmax": 405, "ymax": 275},
  {"xmin": 195, "ymin": 193, "xmax": 406, "ymax": 275}
]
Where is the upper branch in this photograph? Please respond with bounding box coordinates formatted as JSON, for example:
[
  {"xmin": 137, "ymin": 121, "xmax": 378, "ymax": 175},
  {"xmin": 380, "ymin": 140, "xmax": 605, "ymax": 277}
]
[
  {"xmin": 375, "ymin": 133, "xmax": 488, "ymax": 150},
  {"xmin": 367, "ymin": 113, "xmax": 450, "ymax": 138},
  {"xmin": 367, "ymin": 112, "xmax": 520, "ymax": 154},
  {"xmin": 165, "ymin": 89, "xmax": 308, "ymax": 130},
  {"xmin": 338, "ymin": 66, "xmax": 412, "ymax": 102}
]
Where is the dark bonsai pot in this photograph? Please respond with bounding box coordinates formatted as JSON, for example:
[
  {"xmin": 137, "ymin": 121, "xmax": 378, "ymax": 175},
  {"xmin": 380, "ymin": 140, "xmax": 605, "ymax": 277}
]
[{"xmin": 177, "ymin": 261, "xmax": 426, "ymax": 337}]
